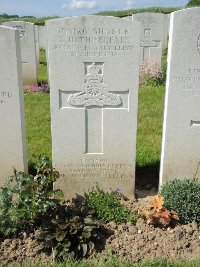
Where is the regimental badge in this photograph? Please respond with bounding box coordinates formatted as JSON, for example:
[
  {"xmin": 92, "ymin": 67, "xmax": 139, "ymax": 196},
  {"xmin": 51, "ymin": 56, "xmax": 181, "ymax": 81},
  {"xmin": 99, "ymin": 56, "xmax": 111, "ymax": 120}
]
[{"xmin": 68, "ymin": 62, "xmax": 122, "ymax": 107}]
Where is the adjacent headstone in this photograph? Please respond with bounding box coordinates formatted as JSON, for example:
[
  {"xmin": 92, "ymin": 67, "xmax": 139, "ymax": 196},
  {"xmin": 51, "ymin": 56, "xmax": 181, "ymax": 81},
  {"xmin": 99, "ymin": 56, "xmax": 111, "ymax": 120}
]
[
  {"xmin": 162, "ymin": 14, "xmax": 170, "ymax": 50},
  {"xmin": 0, "ymin": 26, "xmax": 27, "ymax": 187},
  {"xmin": 34, "ymin": 24, "xmax": 40, "ymax": 65},
  {"xmin": 3, "ymin": 21, "xmax": 37, "ymax": 85},
  {"xmin": 132, "ymin": 12, "xmax": 164, "ymax": 66},
  {"xmin": 47, "ymin": 16, "xmax": 141, "ymax": 199},
  {"xmin": 39, "ymin": 25, "xmax": 47, "ymax": 50},
  {"xmin": 160, "ymin": 7, "xmax": 200, "ymax": 186}
]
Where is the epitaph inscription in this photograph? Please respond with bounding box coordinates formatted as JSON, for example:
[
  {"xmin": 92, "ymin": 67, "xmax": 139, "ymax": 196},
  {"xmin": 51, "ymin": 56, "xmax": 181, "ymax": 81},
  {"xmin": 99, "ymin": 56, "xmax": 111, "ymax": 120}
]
[{"xmin": 57, "ymin": 159, "xmax": 134, "ymax": 180}]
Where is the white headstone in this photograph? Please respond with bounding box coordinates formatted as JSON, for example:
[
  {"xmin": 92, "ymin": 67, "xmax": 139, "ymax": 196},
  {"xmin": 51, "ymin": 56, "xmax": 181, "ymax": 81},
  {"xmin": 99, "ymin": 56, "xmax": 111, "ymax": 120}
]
[
  {"xmin": 34, "ymin": 24, "xmax": 40, "ymax": 65},
  {"xmin": 0, "ymin": 26, "xmax": 27, "ymax": 187},
  {"xmin": 39, "ymin": 25, "xmax": 47, "ymax": 50},
  {"xmin": 162, "ymin": 14, "xmax": 170, "ymax": 50},
  {"xmin": 132, "ymin": 12, "xmax": 164, "ymax": 66},
  {"xmin": 47, "ymin": 16, "xmax": 141, "ymax": 199},
  {"xmin": 160, "ymin": 7, "xmax": 200, "ymax": 186},
  {"xmin": 3, "ymin": 21, "xmax": 37, "ymax": 85}
]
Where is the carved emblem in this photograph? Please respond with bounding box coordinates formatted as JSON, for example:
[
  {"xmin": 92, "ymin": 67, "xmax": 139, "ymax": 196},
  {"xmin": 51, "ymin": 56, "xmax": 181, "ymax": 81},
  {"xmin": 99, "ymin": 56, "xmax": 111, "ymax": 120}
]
[
  {"xmin": 197, "ymin": 34, "xmax": 200, "ymax": 55},
  {"xmin": 13, "ymin": 25, "xmax": 26, "ymax": 39},
  {"xmin": 68, "ymin": 63, "xmax": 122, "ymax": 107}
]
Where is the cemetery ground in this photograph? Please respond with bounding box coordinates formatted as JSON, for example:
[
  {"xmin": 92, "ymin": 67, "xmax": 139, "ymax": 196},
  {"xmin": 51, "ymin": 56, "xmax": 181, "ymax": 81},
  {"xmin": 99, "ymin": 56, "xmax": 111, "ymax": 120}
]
[{"xmin": 0, "ymin": 50, "xmax": 200, "ymax": 267}]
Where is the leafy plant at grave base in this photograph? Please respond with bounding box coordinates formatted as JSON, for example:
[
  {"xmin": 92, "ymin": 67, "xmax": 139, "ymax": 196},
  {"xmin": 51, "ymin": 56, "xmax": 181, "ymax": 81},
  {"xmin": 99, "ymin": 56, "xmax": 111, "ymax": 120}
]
[
  {"xmin": 139, "ymin": 59, "xmax": 164, "ymax": 87},
  {"xmin": 24, "ymin": 81, "xmax": 49, "ymax": 93},
  {"xmin": 35, "ymin": 200, "xmax": 102, "ymax": 260},
  {"xmin": 186, "ymin": 0, "xmax": 200, "ymax": 7},
  {"xmin": 160, "ymin": 178, "xmax": 200, "ymax": 224},
  {"xmin": 85, "ymin": 185, "xmax": 137, "ymax": 223},
  {"xmin": 0, "ymin": 156, "xmax": 63, "ymax": 237},
  {"xmin": 142, "ymin": 195, "xmax": 179, "ymax": 227}
]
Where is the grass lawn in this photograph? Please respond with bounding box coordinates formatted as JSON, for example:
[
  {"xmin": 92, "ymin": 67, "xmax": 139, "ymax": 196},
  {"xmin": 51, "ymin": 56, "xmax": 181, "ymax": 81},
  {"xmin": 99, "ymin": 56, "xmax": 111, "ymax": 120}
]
[{"xmin": 6, "ymin": 259, "xmax": 200, "ymax": 267}]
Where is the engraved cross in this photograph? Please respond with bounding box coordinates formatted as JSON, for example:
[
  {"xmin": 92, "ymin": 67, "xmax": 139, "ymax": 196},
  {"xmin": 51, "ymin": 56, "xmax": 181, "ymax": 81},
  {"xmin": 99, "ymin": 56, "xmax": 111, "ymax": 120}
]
[{"xmin": 59, "ymin": 62, "xmax": 129, "ymax": 154}]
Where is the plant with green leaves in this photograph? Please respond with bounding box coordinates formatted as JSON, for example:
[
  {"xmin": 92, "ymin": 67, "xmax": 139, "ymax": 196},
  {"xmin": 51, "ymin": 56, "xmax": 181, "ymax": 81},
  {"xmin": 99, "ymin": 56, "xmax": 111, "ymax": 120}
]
[
  {"xmin": 186, "ymin": 0, "xmax": 200, "ymax": 7},
  {"xmin": 35, "ymin": 200, "xmax": 101, "ymax": 260},
  {"xmin": 85, "ymin": 185, "xmax": 136, "ymax": 223},
  {"xmin": 0, "ymin": 157, "xmax": 63, "ymax": 237},
  {"xmin": 160, "ymin": 178, "xmax": 200, "ymax": 224}
]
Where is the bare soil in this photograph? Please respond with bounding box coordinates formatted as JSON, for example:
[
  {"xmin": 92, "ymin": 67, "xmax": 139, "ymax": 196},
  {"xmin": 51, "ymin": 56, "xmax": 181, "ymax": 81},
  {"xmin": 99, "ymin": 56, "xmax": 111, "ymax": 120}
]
[{"xmin": 1, "ymin": 190, "xmax": 200, "ymax": 265}]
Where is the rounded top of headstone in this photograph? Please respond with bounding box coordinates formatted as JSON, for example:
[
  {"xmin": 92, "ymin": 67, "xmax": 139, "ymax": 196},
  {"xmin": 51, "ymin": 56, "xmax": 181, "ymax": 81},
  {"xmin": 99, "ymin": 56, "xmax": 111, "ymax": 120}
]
[
  {"xmin": 172, "ymin": 6, "xmax": 200, "ymax": 15},
  {"xmin": 46, "ymin": 15, "xmax": 141, "ymax": 27}
]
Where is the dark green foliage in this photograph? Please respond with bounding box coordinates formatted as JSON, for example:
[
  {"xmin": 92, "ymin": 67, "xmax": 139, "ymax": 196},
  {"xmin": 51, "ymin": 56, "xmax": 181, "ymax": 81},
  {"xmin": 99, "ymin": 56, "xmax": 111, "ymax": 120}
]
[
  {"xmin": 0, "ymin": 15, "xmax": 59, "ymax": 25},
  {"xmin": 0, "ymin": 157, "xmax": 102, "ymax": 260},
  {"xmin": 145, "ymin": 76, "xmax": 163, "ymax": 87},
  {"xmin": 35, "ymin": 200, "xmax": 101, "ymax": 260},
  {"xmin": 160, "ymin": 179, "xmax": 200, "ymax": 223},
  {"xmin": 0, "ymin": 157, "xmax": 63, "ymax": 237},
  {"xmin": 186, "ymin": 0, "xmax": 200, "ymax": 7},
  {"xmin": 161, "ymin": 48, "xmax": 168, "ymax": 84},
  {"xmin": 95, "ymin": 7, "xmax": 180, "ymax": 17},
  {"xmin": 85, "ymin": 186, "xmax": 136, "ymax": 223}
]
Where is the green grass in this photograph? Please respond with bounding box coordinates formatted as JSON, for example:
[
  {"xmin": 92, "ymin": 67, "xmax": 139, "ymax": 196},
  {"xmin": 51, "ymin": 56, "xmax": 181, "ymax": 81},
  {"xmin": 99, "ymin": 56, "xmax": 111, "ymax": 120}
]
[
  {"xmin": 136, "ymin": 85, "xmax": 164, "ymax": 167},
  {"xmin": 37, "ymin": 49, "xmax": 48, "ymax": 82},
  {"xmin": 25, "ymin": 93, "xmax": 51, "ymax": 161},
  {"xmin": 5, "ymin": 259, "xmax": 200, "ymax": 267}
]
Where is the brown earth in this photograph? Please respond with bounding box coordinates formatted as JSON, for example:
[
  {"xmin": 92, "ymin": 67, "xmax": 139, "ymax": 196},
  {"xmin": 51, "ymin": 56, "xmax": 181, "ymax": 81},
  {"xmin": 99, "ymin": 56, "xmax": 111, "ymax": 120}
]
[{"xmin": 1, "ymin": 190, "xmax": 200, "ymax": 265}]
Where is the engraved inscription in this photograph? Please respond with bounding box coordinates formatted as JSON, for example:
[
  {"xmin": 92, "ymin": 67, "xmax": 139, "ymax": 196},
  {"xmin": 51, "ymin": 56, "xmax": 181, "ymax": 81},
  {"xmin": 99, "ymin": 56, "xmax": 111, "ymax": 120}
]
[
  {"xmin": 172, "ymin": 68, "xmax": 200, "ymax": 96},
  {"xmin": 57, "ymin": 159, "xmax": 134, "ymax": 180},
  {"xmin": 197, "ymin": 34, "xmax": 200, "ymax": 55},
  {"xmin": 190, "ymin": 120, "xmax": 200, "ymax": 126},
  {"xmin": 13, "ymin": 25, "xmax": 26, "ymax": 39},
  {"xmin": 54, "ymin": 27, "xmax": 135, "ymax": 57},
  {"xmin": 136, "ymin": 16, "xmax": 158, "ymax": 26},
  {"xmin": 68, "ymin": 62, "xmax": 122, "ymax": 107},
  {"xmin": 0, "ymin": 90, "xmax": 13, "ymax": 104}
]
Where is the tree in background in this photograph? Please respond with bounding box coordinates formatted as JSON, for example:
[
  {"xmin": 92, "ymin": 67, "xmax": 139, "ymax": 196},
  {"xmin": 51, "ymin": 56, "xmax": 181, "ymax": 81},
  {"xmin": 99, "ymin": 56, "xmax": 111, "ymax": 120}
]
[{"xmin": 186, "ymin": 0, "xmax": 200, "ymax": 7}]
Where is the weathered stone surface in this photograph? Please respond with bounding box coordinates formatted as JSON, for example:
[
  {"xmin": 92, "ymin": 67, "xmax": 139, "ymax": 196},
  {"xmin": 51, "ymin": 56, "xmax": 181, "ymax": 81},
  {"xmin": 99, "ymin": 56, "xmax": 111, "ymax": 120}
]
[
  {"xmin": 3, "ymin": 21, "xmax": 37, "ymax": 85},
  {"xmin": 132, "ymin": 12, "xmax": 164, "ymax": 66},
  {"xmin": 47, "ymin": 16, "xmax": 140, "ymax": 199},
  {"xmin": 162, "ymin": 14, "xmax": 170, "ymax": 50},
  {"xmin": 38, "ymin": 25, "xmax": 47, "ymax": 49},
  {"xmin": 160, "ymin": 7, "xmax": 200, "ymax": 186},
  {"xmin": 0, "ymin": 26, "xmax": 27, "ymax": 187},
  {"xmin": 34, "ymin": 25, "xmax": 40, "ymax": 65}
]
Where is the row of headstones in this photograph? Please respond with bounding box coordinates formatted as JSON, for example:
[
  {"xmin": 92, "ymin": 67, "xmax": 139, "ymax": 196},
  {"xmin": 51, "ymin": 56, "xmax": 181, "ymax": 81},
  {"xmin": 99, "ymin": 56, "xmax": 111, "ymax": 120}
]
[
  {"xmin": 126, "ymin": 13, "xmax": 170, "ymax": 67},
  {"xmin": 1, "ymin": 12, "xmax": 170, "ymax": 87},
  {"xmin": 0, "ymin": 7, "xmax": 199, "ymax": 199},
  {"xmin": 0, "ymin": 22, "xmax": 47, "ymax": 85}
]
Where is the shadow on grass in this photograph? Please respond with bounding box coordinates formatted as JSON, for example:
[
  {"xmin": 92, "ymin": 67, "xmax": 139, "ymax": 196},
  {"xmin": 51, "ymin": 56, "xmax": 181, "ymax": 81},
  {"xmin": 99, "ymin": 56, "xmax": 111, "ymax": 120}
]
[{"xmin": 135, "ymin": 161, "xmax": 160, "ymax": 192}]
